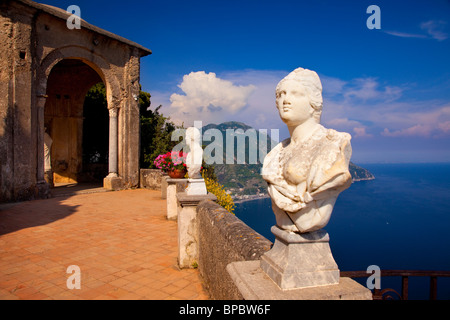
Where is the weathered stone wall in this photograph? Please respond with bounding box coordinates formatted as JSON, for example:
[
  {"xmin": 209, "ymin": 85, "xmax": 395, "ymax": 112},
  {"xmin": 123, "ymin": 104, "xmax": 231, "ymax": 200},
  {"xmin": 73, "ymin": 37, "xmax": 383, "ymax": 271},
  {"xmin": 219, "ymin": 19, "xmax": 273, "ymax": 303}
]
[
  {"xmin": 139, "ymin": 169, "xmax": 163, "ymax": 190},
  {"xmin": 0, "ymin": 2, "xmax": 37, "ymax": 202},
  {"xmin": 196, "ymin": 200, "xmax": 272, "ymax": 300}
]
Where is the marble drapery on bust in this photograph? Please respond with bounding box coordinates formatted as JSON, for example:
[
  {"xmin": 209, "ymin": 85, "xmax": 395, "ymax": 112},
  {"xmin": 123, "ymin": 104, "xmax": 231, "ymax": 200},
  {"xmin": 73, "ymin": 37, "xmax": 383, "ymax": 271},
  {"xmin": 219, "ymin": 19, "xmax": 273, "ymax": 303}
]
[{"xmin": 262, "ymin": 67, "xmax": 352, "ymax": 233}]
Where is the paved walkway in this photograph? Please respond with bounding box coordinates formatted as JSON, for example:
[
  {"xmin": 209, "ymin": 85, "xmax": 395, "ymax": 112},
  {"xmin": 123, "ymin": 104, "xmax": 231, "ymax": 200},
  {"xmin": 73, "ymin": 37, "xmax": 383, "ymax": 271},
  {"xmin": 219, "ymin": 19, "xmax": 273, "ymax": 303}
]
[{"xmin": 0, "ymin": 188, "xmax": 210, "ymax": 300}]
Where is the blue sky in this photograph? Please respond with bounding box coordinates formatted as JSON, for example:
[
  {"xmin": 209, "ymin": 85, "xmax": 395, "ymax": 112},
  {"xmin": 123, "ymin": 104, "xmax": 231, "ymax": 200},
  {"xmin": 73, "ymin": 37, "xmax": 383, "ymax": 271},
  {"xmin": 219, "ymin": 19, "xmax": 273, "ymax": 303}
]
[{"xmin": 42, "ymin": 0, "xmax": 450, "ymax": 163}]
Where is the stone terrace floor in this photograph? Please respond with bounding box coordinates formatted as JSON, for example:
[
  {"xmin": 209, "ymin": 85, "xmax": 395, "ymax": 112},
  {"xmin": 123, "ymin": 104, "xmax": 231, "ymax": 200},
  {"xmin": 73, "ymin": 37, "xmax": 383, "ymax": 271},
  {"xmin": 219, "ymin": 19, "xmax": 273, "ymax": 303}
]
[{"xmin": 0, "ymin": 188, "xmax": 210, "ymax": 300}]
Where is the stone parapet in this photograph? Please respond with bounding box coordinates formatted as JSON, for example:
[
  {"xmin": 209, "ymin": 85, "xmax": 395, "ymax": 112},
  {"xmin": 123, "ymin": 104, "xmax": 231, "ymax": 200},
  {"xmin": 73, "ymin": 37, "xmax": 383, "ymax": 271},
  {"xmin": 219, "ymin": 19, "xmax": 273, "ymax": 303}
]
[{"xmin": 196, "ymin": 200, "xmax": 272, "ymax": 300}]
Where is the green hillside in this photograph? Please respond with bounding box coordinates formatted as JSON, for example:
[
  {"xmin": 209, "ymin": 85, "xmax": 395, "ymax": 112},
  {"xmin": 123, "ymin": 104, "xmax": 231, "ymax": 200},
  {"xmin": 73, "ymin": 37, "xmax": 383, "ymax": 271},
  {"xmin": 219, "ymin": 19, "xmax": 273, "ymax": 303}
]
[{"xmin": 201, "ymin": 121, "xmax": 374, "ymax": 200}]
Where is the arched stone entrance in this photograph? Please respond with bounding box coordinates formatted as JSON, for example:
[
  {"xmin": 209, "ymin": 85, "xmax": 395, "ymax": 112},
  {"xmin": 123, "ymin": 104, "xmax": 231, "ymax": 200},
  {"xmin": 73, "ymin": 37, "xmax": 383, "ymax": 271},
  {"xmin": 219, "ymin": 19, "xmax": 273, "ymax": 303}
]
[
  {"xmin": 44, "ymin": 59, "xmax": 106, "ymax": 185},
  {"xmin": 36, "ymin": 43, "xmax": 143, "ymax": 193}
]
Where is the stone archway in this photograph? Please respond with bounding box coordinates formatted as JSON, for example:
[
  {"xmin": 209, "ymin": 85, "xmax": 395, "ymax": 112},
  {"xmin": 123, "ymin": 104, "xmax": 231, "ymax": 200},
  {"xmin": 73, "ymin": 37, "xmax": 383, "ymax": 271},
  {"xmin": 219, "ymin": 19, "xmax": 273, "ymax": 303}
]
[
  {"xmin": 43, "ymin": 59, "xmax": 105, "ymax": 186},
  {"xmin": 37, "ymin": 46, "xmax": 125, "ymax": 191},
  {"xmin": 1, "ymin": 1, "xmax": 151, "ymax": 202}
]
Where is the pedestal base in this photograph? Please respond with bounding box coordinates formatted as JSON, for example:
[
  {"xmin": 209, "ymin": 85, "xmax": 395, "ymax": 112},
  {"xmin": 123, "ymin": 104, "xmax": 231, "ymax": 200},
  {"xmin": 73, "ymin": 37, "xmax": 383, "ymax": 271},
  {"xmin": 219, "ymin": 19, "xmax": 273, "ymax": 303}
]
[
  {"xmin": 36, "ymin": 181, "xmax": 51, "ymax": 199},
  {"xmin": 260, "ymin": 226, "xmax": 340, "ymax": 290},
  {"xmin": 186, "ymin": 179, "xmax": 207, "ymax": 195},
  {"xmin": 103, "ymin": 175, "xmax": 123, "ymax": 191},
  {"xmin": 227, "ymin": 260, "xmax": 372, "ymax": 300},
  {"xmin": 44, "ymin": 171, "xmax": 54, "ymax": 188}
]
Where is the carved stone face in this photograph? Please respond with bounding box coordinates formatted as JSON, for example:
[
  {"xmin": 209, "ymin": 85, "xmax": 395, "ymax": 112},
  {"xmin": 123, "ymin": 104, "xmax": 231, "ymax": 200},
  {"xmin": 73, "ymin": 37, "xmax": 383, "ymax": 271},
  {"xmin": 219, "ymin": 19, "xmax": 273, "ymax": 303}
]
[{"xmin": 276, "ymin": 79, "xmax": 314, "ymax": 126}]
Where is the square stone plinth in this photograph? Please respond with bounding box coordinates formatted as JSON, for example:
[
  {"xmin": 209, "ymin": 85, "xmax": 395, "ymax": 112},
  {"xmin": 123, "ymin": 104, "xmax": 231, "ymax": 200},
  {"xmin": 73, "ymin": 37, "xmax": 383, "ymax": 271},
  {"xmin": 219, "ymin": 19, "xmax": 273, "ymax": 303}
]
[
  {"xmin": 260, "ymin": 226, "xmax": 340, "ymax": 290},
  {"xmin": 186, "ymin": 179, "xmax": 207, "ymax": 195},
  {"xmin": 227, "ymin": 261, "xmax": 372, "ymax": 300},
  {"xmin": 103, "ymin": 176, "xmax": 123, "ymax": 191}
]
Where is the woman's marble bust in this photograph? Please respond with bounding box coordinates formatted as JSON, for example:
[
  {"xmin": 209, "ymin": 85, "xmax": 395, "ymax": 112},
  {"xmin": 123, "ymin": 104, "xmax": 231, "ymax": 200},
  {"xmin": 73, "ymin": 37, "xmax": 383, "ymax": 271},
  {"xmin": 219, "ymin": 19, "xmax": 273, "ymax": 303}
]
[{"xmin": 262, "ymin": 68, "xmax": 352, "ymax": 233}]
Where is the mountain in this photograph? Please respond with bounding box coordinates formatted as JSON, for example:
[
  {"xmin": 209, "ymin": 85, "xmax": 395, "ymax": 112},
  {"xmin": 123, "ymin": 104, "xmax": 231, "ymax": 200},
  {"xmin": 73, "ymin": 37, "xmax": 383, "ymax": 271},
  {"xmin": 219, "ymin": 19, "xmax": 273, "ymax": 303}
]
[
  {"xmin": 201, "ymin": 121, "xmax": 374, "ymax": 199},
  {"xmin": 349, "ymin": 162, "xmax": 375, "ymax": 182}
]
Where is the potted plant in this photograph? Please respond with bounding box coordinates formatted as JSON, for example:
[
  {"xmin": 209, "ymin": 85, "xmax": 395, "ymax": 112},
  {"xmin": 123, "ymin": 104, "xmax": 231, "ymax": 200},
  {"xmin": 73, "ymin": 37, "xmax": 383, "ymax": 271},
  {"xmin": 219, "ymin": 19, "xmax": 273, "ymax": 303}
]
[{"xmin": 154, "ymin": 151, "xmax": 187, "ymax": 178}]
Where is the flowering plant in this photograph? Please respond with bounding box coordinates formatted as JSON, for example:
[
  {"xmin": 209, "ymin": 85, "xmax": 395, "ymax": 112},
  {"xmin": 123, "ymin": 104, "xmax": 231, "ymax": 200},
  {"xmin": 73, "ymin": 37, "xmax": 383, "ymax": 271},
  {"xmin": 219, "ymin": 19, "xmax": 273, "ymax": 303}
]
[{"xmin": 153, "ymin": 151, "xmax": 187, "ymax": 172}]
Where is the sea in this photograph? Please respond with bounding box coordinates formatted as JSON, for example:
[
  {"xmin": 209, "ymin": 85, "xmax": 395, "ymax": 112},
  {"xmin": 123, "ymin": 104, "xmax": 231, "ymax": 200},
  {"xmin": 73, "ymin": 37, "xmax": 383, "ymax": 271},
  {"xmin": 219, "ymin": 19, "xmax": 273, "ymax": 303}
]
[{"xmin": 234, "ymin": 163, "xmax": 450, "ymax": 300}]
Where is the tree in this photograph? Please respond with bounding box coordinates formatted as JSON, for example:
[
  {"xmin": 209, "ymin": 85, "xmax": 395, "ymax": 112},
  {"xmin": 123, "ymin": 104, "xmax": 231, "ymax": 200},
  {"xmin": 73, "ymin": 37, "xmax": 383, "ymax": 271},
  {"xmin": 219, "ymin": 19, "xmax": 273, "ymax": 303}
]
[
  {"xmin": 139, "ymin": 89, "xmax": 181, "ymax": 168},
  {"xmin": 83, "ymin": 82, "xmax": 109, "ymax": 165}
]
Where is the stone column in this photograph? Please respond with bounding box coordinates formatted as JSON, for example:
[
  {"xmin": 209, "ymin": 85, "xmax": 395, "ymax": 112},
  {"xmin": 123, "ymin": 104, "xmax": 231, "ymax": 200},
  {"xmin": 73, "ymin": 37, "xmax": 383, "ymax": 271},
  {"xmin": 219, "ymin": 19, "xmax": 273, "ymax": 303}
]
[
  {"xmin": 103, "ymin": 107, "xmax": 122, "ymax": 190},
  {"xmin": 36, "ymin": 95, "xmax": 50, "ymax": 198},
  {"xmin": 36, "ymin": 95, "xmax": 47, "ymax": 183},
  {"xmin": 108, "ymin": 107, "xmax": 118, "ymax": 177},
  {"xmin": 176, "ymin": 192, "xmax": 217, "ymax": 269}
]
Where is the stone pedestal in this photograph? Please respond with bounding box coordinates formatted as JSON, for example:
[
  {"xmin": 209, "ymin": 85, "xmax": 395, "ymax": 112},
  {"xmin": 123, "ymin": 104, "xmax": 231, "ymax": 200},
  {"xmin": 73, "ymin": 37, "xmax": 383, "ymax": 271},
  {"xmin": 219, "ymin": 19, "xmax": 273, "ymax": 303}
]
[
  {"xmin": 226, "ymin": 225, "xmax": 372, "ymax": 300},
  {"xmin": 177, "ymin": 192, "xmax": 217, "ymax": 269},
  {"xmin": 186, "ymin": 179, "xmax": 207, "ymax": 196},
  {"xmin": 227, "ymin": 261, "xmax": 372, "ymax": 300},
  {"xmin": 103, "ymin": 174, "xmax": 123, "ymax": 191},
  {"xmin": 166, "ymin": 178, "xmax": 187, "ymax": 220},
  {"xmin": 260, "ymin": 225, "xmax": 339, "ymax": 290},
  {"xmin": 44, "ymin": 171, "xmax": 54, "ymax": 188},
  {"xmin": 36, "ymin": 180, "xmax": 51, "ymax": 199}
]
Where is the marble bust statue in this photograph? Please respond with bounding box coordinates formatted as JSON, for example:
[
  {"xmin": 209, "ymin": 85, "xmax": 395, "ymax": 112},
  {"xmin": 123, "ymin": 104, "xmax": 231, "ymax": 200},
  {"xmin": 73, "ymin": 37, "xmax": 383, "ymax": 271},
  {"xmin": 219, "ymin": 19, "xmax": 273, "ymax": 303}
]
[
  {"xmin": 262, "ymin": 67, "xmax": 352, "ymax": 234},
  {"xmin": 185, "ymin": 126, "xmax": 203, "ymax": 179}
]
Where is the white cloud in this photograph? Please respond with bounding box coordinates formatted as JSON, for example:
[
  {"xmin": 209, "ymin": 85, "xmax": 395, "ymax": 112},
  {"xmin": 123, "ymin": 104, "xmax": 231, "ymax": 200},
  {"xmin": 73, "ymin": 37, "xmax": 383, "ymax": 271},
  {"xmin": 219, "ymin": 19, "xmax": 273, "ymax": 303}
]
[
  {"xmin": 319, "ymin": 75, "xmax": 347, "ymax": 96},
  {"xmin": 153, "ymin": 69, "xmax": 450, "ymax": 143},
  {"xmin": 382, "ymin": 125, "xmax": 432, "ymax": 138},
  {"xmin": 383, "ymin": 30, "xmax": 427, "ymax": 39},
  {"xmin": 438, "ymin": 121, "xmax": 450, "ymax": 133},
  {"xmin": 324, "ymin": 118, "xmax": 373, "ymax": 139},
  {"xmin": 158, "ymin": 70, "xmax": 288, "ymax": 134},
  {"xmin": 319, "ymin": 73, "xmax": 450, "ymax": 140},
  {"xmin": 341, "ymin": 78, "xmax": 403, "ymax": 102},
  {"xmin": 353, "ymin": 127, "xmax": 373, "ymax": 139},
  {"xmin": 420, "ymin": 20, "xmax": 448, "ymax": 41},
  {"xmin": 383, "ymin": 20, "xmax": 448, "ymax": 42},
  {"xmin": 168, "ymin": 71, "xmax": 256, "ymax": 126},
  {"xmin": 380, "ymin": 106, "xmax": 450, "ymax": 138}
]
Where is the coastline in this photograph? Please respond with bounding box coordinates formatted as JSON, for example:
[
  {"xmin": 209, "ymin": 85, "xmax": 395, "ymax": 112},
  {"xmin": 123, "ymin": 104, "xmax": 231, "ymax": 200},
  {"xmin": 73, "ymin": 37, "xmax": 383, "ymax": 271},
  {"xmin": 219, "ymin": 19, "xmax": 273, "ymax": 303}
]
[
  {"xmin": 232, "ymin": 177, "xmax": 375, "ymax": 204},
  {"xmin": 352, "ymin": 176, "xmax": 375, "ymax": 182},
  {"xmin": 232, "ymin": 194, "xmax": 270, "ymax": 204}
]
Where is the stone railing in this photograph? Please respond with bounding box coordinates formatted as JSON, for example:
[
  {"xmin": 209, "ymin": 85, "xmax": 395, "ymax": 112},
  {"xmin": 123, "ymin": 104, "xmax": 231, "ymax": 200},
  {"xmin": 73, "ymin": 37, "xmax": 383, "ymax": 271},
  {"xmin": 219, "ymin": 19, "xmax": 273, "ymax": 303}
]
[
  {"xmin": 152, "ymin": 169, "xmax": 271, "ymax": 299},
  {"xmin": 196, "ymin": 200, "xmax": 272, "ymax": 300}
]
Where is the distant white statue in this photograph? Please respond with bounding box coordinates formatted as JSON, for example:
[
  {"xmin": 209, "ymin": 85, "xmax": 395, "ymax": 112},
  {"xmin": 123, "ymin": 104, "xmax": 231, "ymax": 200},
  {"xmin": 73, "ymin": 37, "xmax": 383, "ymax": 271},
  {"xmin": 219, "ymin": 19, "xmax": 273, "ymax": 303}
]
[
  {"xmin": 185, "ymin": 126, "xmax": 203, "ymax": 179},
  {"xmin": 44, "ymin": 128, "xmax": 53, "ymax": 187},
  {"xmin": 262, "ymin": 67, "xmax": 352, "ymax": 233}
]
